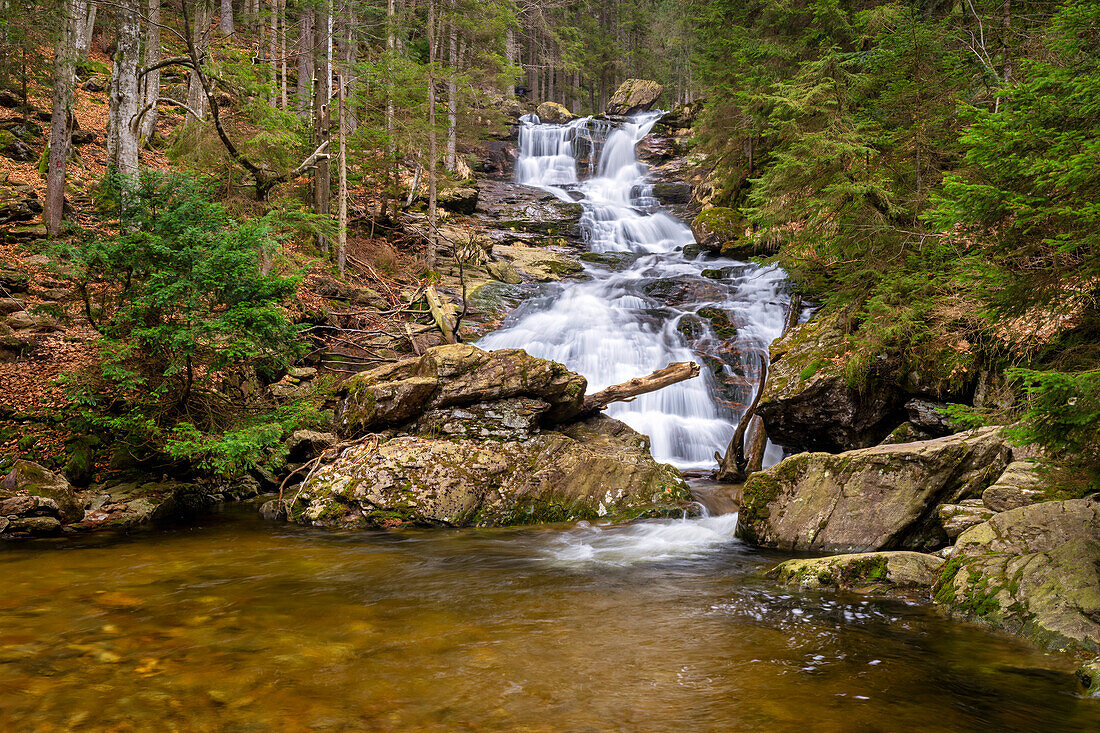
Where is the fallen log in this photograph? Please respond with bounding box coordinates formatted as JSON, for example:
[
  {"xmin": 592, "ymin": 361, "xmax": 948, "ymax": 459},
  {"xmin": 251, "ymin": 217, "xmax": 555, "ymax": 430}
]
[{"xmin": 582, "ymin": 361, "xmax": 701, "ymax": 413}]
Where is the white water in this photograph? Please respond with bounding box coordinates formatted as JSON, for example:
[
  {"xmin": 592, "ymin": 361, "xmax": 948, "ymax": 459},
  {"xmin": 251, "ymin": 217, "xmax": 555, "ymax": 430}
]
[
  {"xmin": 541, "ymin": 511, "xmax": 742, "ymax": 568},
  {"xmin": 480, "ymin": 111, "xmax": 790, "ymax": 471}
]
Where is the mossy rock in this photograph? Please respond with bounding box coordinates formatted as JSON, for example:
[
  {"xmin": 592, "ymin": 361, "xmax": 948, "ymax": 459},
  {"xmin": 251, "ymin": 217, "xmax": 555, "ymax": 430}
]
[
  {"xmin": 696, "ymin": 306, "xmax": 738, "ymax": 339},
  {"xmin": 935, "ymin": 498, "xmax": 1100, "ymax": 654},
  {"xmin": 768, "ymin": 551, "xmax": 943, "ymax": 595},
  {"xmin": 690, "ymin": 207, "xmax": 747, "ymax": 248}
]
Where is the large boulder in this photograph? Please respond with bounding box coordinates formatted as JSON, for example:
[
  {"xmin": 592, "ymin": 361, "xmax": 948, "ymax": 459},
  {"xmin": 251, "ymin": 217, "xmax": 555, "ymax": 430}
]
[
  {"xmin": 290, "ymin": 414, "xmax": 690, "ymax": 528},
  {"xmin": 737, "ymin": 427, "xmax": 1010, "ymax": 552},
  {"xmin": 338, "ymin": 343, "xmax": 587, "ymax": 434},
  {"xmin": 757, "ymin": 313, "xmax": 905, "ymax": 451},
  {"xmin": 982, "ymin": 460, "xmax": 1046, "ymax": 512},
  {"xmin": 935, "ymin": 498, "xmax": 1100, "ymax": 653},
  {"xmin": 535, "ymin": 101, "xmax": 575, "ymax": 124},
  {"xmin": 1, "ymin": 460, "xmax": 85, "ymax": 523},
  {"xmin": 606, "ymin": 79, "xmax": 663, "ymax": 115},
  {"xmin": 768, "ymin": 551, "xmax": 943, "ymax": 594}
]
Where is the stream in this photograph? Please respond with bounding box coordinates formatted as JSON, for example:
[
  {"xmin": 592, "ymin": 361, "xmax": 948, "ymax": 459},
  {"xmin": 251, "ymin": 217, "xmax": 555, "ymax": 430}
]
[
  {"xmin": 1, "ymin": 114, "xmax": 1097, "ymax": 731},
  {"xmin": 481, "ymin": 111, "xmax": 785, "ymax": 470},
  {"xmin": 1, "ymin": 509, "xmax": 1096, "ymax": 731}
]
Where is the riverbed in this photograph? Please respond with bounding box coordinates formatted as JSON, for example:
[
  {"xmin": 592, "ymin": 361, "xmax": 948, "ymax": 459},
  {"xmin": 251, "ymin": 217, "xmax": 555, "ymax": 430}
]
[{"xmin": 1, "ymin": 508, "xmax": 1096, "ymax": 731}]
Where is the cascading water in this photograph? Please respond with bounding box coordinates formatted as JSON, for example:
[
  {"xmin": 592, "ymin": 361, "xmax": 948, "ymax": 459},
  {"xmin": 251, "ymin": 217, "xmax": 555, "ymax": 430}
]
[{"xmin": 480, "ymin": 111, "xmax": 791, "ymax": 471}]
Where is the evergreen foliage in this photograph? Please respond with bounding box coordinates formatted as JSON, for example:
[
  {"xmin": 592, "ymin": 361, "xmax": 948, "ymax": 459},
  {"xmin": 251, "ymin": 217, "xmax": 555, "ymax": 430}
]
[{"xmin": 61, "ymin": 171, "xmax": 315, "ymax": 476}]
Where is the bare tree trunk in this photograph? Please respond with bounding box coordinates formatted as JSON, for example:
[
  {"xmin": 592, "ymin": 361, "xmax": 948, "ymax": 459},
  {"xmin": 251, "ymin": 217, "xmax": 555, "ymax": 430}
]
[
  {"xmin": 296, "ymin": 7, "xmax": 313, "ymax": 119},
  {"xmin": 426, "ymin": 0, "xmax": 438, "ymax": 270},
  {"xmin": 381, "ymin": 0, "xmax": 395, "ymax": 218},
  {"xmin": 110, "ymin": 0, "xmax": 141, "ymax": 175},
  {"xmin": 279, "ymin": 0, "xmax": 287, "ymax": 109},
  {"xmin": 187, "ymin": 1, "xmax": 210, "ymax": 121},
  {"xmin": 505, "ymin": 27, "xmax": 515, "ymax": 97},
  {"xmin": 219, "ymin": 0, "xmax": 233, "ymax": 35},
  {"xmin": 445, "ymin": 0, "xmax": 456, "ymax": 171},
  {"xmin": 336, "ymin": 69, "xmax": 347, "ymax": 275},
  {"xmin": 75, "ymin": 2, "xmax": 97, "ymax": 57},
  {"xmin": 337, "ymin": 5, "xmax": 357, "ymax": 131},
  {"xmin": 313, "ymin": 0, "xmax": 331, "ymax": 250},
  {"xmin": 269, "ymin": 0, "xmax": 277, "ymax": 98},
  {"xmin": 45, "ymin": 0, "xmax": 80, "ymax": 237},
  {"xmin": 139, "ymin": 0, "xmax": 162, "ymax": 146}
]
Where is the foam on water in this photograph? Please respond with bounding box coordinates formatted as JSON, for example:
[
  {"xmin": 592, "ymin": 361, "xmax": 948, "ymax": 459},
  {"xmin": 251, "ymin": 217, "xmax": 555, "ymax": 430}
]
[{"xmin": 541, "ymin": 512, "xmax": 741, "ymax": 568}]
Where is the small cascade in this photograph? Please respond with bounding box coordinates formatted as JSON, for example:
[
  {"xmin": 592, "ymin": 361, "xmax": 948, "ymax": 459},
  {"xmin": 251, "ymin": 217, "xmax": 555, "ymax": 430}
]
[{"xmin": 480, "ymin": 111, "xmax": 791, "ymax": 471}]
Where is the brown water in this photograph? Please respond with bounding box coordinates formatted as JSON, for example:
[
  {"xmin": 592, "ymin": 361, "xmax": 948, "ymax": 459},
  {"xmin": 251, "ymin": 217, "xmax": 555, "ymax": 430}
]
[{"xmin": 1, "ymin": 507, "xmax": 1096, "ymax": 732}]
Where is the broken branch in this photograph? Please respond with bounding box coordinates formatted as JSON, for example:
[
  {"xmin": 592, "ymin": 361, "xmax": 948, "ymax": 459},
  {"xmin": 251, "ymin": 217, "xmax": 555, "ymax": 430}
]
[{"xmin": 582, "ymin": 361, "xmax": 701, "ymax": 413}]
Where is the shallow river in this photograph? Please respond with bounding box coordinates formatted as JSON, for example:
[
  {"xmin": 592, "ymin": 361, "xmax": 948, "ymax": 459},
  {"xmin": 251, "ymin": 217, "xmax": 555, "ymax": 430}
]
[{"xmin": 2, "ymin": 508, "xmax": 1097, "ymax": 732}]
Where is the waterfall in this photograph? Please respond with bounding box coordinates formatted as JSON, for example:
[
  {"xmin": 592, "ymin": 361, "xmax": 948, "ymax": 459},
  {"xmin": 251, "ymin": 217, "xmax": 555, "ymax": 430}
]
[{"xmin": 479, "ymin": 111, "xmax": 790, "ymax": 471}]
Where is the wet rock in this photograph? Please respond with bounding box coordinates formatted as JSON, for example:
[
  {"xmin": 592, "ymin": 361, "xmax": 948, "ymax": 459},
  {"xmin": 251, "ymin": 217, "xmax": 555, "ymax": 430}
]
[
  {"xmin": 291, "ymin": 414, "xmax": 689, "ymax": 528},
  {"xmin": 651, "ymin": 181, "xmax": 692, "ymax": 205},
  {"xmin": 982, "ymin": 460, "xmax": 1046, "ymax": 512},
  {"xmin": 606, "ymin": 79, "xmax": 663, "ymax": 115},
  {"xmin": 757, "ymin": 313, "xmax": 905, "ymax": 452},
  {"xmin": 0, "ymin": 495, "xmax": 59, "ymax": 517},
  {"xmin": 737, "ymin": 427, "xmax": 1010, "ymax": 552},
  {"xmin": 77, "ymin": 479, "xmax": 213, "ymax": 528},
  {"xmin": 1076, "ymin": 657, "xmax": 1100, "ymax": 696},
  {"xmin": 535, "ymin": 101, "xmax": 575, "ymax": 124},
  {"xmin": 1, "ymin": 460, "xmax": 85, "ymax": 523},
  {"xmin": 768, "ymin": 551, "xmax": 943, "ymax": 594},
  {"xmin": 935, "ymin": 498, "xmax": 1100, "ymax": 653},
  {"xmin": 937, "ymin": 500, "xmax": 995, "ymax": 541},
  {"xmin": 5, "ymin": 515, "xmax": 62, "ymax": 536},
  {"xmin": 286, "ymin": 430, "xmax": 338, "ymax": 462},
  {"xmin": 338, "ymin": 343, "xmax": 587, "ymax": 434}
]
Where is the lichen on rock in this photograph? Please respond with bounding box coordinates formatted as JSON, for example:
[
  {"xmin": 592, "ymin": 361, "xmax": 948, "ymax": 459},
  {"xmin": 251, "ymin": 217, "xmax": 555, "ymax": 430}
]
[
  {"xmin": 293, "ymin": 344, "xmax": 691, "ymax": 529},
  {"xmin": 737, "ymin": 426, "xmax": 1010, "ymax": 552}
]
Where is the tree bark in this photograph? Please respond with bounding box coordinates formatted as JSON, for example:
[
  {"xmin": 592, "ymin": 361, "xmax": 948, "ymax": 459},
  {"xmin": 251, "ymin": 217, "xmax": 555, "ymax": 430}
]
[
  {"xmin": 312, "ymin": 0, "xmax": 331, "ymax": 249},
  {"xmin": 445, "ymin": 0, "xmax": 457, "ymax": 171},
  {"xmin": 296, "ymin": 7, "xmax": 313, "ymax": 119},
  {"xmin": 582, "ymin": 362, "xmax": 701, "ymax": 413},
  {"xmin": 186, "ymin": 1, "xmax": 210, "ymax": 121},
  {"xmin": 107, "ymin": 0, "xmax": 141, "ymax": 176},
  {"xmin": 426, "ymin": 0, "xmax": 438, "ymax": 270},
  {"xmin": 336, "ymin": 69, "xmax": 347, "ymax": 275},
  {"xmin": 75, "ymin": 2, "xmax": 97, "ymax": 57},
  {"xmin": 45, "ymin": 0, "xmax": 80, "ymax": 237},
  {"xmin": 219, "ymin": 0, "xmax": 233, "ymax": 35},
  {"xmin": 279, "ymin": 0, "xmax": 287, "ymax": 109},
  {"xmin": 139, "ymin": 0, "xmax": 162, "ymax": 146}
]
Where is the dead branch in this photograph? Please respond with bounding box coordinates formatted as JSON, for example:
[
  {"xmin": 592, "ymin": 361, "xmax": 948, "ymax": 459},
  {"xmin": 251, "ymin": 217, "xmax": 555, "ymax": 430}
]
[{"xmin": 582, "ymin": 361, "xmax": 700, "ymax": 413}]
